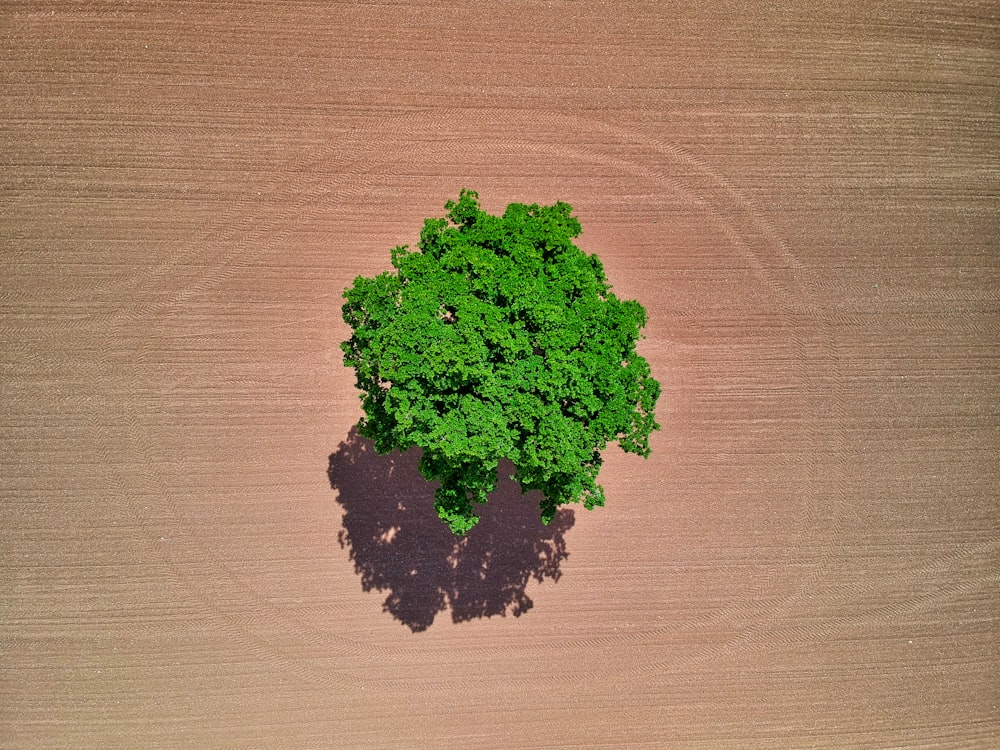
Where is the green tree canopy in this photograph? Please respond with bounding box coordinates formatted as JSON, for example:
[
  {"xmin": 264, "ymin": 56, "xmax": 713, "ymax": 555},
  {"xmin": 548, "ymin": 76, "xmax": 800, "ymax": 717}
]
[{"xmin": 342, "ymin": 190, "xmax": 660, "ymax": 534}]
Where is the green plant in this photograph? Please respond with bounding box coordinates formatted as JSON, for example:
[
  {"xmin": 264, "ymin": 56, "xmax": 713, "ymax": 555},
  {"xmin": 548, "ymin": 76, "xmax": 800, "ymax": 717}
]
[{"xmin": 342, "ymin": 190, "xmax": 660, "ymax": 534}]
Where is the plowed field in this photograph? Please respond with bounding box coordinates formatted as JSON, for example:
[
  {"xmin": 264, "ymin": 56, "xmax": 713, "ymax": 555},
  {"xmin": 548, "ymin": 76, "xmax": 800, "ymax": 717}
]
[{"xmin": 3, "ymin": 2, "xmax": 998, "ymax": 747}]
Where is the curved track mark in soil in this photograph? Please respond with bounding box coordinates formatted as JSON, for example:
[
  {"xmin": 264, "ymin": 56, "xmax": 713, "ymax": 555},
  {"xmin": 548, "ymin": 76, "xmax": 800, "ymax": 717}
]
[{"xmin": 96, "ymin": 106, "xmax": 863, "ymax": 687}]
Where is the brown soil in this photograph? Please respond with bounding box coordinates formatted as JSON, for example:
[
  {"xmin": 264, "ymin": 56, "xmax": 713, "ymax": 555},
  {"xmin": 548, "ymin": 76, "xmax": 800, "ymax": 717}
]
[{"xmin": 3, "ymin": 2, "xmax": 997, "ymax": 748}]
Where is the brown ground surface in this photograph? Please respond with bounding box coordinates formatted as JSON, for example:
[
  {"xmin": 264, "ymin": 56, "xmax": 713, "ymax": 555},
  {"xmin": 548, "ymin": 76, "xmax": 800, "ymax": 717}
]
[{"xmin": 3, "ymin": 2, "xmax": 998, "ymax": 748}]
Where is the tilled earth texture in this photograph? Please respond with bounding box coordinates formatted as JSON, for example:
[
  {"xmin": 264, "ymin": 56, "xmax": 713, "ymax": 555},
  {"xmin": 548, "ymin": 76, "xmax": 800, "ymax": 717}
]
[{"xmin": 3, "ymin": 2, "xmax": 998, "ymax": 748}]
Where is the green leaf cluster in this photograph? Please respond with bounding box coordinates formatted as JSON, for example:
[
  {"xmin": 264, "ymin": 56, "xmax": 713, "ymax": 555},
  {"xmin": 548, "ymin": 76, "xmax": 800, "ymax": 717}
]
[{"xmin": 342, "ymin": 190, "xmax": 660, "ymax": 534}]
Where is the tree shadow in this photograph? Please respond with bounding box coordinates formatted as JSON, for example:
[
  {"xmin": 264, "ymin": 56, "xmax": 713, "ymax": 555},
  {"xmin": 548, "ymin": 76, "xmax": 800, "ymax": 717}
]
[{"xmin": 327, "ymin": 426, "xmax": 574, "ymax": 632}]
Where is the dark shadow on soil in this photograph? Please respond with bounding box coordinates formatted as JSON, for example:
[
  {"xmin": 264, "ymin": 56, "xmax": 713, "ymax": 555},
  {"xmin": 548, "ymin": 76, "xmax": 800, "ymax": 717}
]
[{"xmin": 327, "ymin": 426, "xmax": 574, "ymax": 632}]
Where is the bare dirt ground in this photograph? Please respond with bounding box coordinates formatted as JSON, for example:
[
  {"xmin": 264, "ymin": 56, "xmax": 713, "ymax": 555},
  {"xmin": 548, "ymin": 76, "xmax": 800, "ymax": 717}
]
[{"xmin": 3, "ymin": 2, "xmax": 998, "ymax": 747}]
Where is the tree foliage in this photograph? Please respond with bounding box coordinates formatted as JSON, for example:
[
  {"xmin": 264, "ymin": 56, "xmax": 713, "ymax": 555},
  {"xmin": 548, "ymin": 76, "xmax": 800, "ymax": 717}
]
[{"xmin": 342, "ymin": 190, "xmax": 660, "ymax": 534}]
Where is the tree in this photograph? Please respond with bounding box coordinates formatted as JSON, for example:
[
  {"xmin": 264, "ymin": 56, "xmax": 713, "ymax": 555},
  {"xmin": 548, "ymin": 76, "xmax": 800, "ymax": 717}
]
[{"xmin": 341, "ymin": 189, "xmax": 660, "ymax": 534}]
